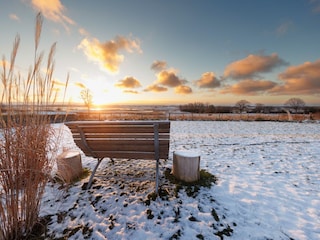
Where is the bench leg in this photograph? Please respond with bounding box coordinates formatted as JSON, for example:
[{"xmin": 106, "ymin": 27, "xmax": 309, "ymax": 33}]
[
  {"xmin": 86, "ymin": 158, "xmax": 103, "ymax": 190},
  {"xmin": 155, "ymin": 159, "xmax": 159, "ymax": 194}
]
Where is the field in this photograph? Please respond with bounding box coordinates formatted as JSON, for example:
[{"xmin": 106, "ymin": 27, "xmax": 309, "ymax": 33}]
[
  {"xmin": 40, "ymin": 121, "xmax": 320, "ymax": 239},
  {"xmin": 68, "ymin": 105, "xmax": 320, "ymax": 122}
]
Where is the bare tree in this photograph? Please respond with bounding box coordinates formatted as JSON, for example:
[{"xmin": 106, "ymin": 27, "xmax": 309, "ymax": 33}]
[
  {"xmin": 179, "ymin": 102, "xmax": 215, "ymax": 113},
  {"xmin": 285, "ymin": 98, "xmax": 305, "ymax": 113},
  {"xmin": 255, "ymin": 103, "xmax": 265, "ymax": 113},
  {"xmin": 235, "ymin": 100, "xmax": 250, "ymax": 113},
  {"xmin": 80, "ymin": 88, "xmax": 93, "ymax": 113}
]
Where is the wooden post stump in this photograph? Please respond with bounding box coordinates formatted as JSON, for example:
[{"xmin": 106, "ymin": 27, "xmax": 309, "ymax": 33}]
[
  {"xmin": 57, "ymin": 150, "xmax": 82, "ymax": 183},
  {"xmin": 172, "ymin": 150, "xmax": 200, "ymax": 182}
]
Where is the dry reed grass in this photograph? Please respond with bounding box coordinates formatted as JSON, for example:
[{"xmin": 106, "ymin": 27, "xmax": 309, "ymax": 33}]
[{"xmin": 0, "ymin": 13, "xmax": 68, "ymax": 239}]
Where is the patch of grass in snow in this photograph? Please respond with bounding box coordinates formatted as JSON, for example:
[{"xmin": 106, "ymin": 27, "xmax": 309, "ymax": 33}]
[
  {"xmin": 214, "ymin": 225, "xmax": 234, "ymax": 239},
  {"xmin": 73, "ymin": 168, "xmax": 91, "ymax": 182},
  {"xmin": 163, "ymin": 168, "xmax": 218, "ymax": 198},
  {"xmin": 108, "ymin": 214, "xmax": 116, "ymax": 230},
  {"xmin": 54, "ymin": 168, "xmax": 90, "ymax": 187},
  {"xmin": 26, "ymin": 215, "xmax": 94, "ymax": 240},
  {"xmin": 169, "ymin": 229, "xmax": 182, "ymax": 240},
  {"xmin": 211, "ymin": 209, "xmax": 220, "ymax": 222},
  {"xmin": 146, "ymin": 209, "xmax": 155, "ymax": 219},
  {"xmin": 196, "ymin": 234, "xmax": 205, "ymax": 239},
  {"xmin": 144, "ymin": 168, "xmax": 218, "ymax": 204},
  {"xmin": 60, "ymin": 224, "xmax": 93, "ymax": 239},
  {"xmin": 22, "ymin": 215, "xmax": 52, "ymax": 240}
]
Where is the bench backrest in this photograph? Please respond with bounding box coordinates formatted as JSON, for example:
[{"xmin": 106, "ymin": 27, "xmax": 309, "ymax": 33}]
[{"xmin": 65, "ymin": 121, "xmax": 170, "ymax": 160}]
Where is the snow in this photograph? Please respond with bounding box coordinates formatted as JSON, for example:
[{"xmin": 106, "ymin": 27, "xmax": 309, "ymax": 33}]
[
  {"xmin": 41, "ymin": 121, "xmax": 320, "ymax": 239},
  {"xmin": 59, "ymin": 150, "xmax": 81, "ymax": 159},
  {"xmin": 174, "ymin": 150, "xmax": 201, "ymax": 158}
]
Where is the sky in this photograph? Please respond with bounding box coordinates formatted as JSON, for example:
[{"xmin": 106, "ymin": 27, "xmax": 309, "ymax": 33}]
[{"xmin": 1, "ymin": 0, "xmax": 320, "ymax": 106}]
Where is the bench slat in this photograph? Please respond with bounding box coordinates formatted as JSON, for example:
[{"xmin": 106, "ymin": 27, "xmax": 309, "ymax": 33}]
[
  {"xmin": 71, "ymin": 133, "xmax": 170, "ymax": 139},
  {"xmin": 74, "ymin": 139, "xmax": 168, "ymax": 151},
  {"xmin": 68, "ymin": 126, "xmax": 170, "ymax": 134},
  {"xmin": 76, "ymin": 150, "xmax": 169, "ymax": 159},
  {"xmin": 92, "ymin": 151, "xmax": 159, "ymax": 160},
  {"xmin": 73, "ymin": 142, "xmax": 169, "ymax": 158},
  {"xmin": 66, "ymin": 120, "xmax": 170, "ymax": 126},
  {"xmin": 66, "ymin": 121, "xmax": 170, "ymax": 126}
]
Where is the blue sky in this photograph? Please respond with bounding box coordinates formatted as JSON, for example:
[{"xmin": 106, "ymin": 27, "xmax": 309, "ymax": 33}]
[{"xmin": 1, "ymin": 0, "xmax": 320, "ymax": 105}]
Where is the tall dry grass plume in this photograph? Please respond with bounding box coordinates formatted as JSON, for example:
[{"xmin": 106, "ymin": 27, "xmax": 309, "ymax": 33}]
[{"xmin": 0, "ymin": 13, "xmax": 68, "ymax": 239}]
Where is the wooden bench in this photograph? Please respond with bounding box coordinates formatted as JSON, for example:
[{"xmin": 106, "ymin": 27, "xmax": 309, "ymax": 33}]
[{"xmin": 65, "ymin": 121, "xmax": 170, "ymax": 193}]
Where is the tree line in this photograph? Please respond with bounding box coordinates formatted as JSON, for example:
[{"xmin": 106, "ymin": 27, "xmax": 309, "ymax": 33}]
[{"xmin": 179, "ymin": 98, "xmax": 320, "ymax": 114}]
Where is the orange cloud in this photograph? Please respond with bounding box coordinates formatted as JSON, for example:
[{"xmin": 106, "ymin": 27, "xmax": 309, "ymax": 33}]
[
  {"xmin": 310, "ymin": 0, "xmax": 320, "ymax": 13},
  {"xmin": 78, "ymin": 28, "xmax": 89, "ymax": 36},
  {"xmin": 224, "ymin": 53, "xmax": 286, "ymax": 79},
  {"xmin": 270, "ymin": 59, "xmax": 320, "ymax": 95},
  {"xmin": 123, "ymin": 90, "xmax": 139, "ymax": 94},
  {"xmin": 156, "ymin": 69, "xmax": 185, "ymax": 87},
  {"xmin": 147, "ymin": 65, "xmax": 193, "ymax": 93},
  {"xmin": 195, "ymin": 72, "xmax": 221, "ymax": 88},
  {"xmin": 144, "ymin": 84, "xmax": 168, "ymax": 92},
  {"xmin": 221, "ymin": 79, "xmax": 277, "ymax": 95},
  {"xmin": 30, "ymin": 0, "xmax": 75, "ymax": 31},
  {"xmin": 115, "ymin": 76, "xmax": 142, "ymax": 89},
  {"xmin": 175, "ymin": 85, "xmax": 192, "ymax": 94},
  {"xmin": 74, "ymin": 82, "xmax": 86, "ymax": 89},
  {"xmin": 53, "ymin": 79, "xmax": 66, "ymax": 86},
  {"xmin": 151, "ymin": 60, "xmax": 167, "ymax": 72},
  {"xmin": 276, "ymin": 21, "xmax": 293, "ymax": 36},
  {"xmin": 9, "ymin": 14, "xmax": 20, "ymax": 21},
  {"xmin": 78, "ymin": 36, "xmax": 141, "ymax": 74}
]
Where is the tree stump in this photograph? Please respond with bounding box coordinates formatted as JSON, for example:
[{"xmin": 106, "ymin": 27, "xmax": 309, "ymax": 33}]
[
  {"xmin": 57, "ymin": 150, "xmax": 82, "ymax": 183},
  {"xmin": 172, "ymin": 150, "xmax": 200, "ymax": 182}
]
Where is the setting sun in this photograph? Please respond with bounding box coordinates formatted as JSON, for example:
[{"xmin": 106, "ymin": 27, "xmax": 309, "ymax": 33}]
[
  {"xmin": 91, "ymin": 89, "xmax": 109, "ymax": 105},
  {"xmin": 86, "ymin": 84, "xmax": 131, "ymax": 106}
]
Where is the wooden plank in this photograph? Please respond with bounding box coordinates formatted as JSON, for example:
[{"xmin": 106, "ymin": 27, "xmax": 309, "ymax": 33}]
[
  {"xmin": 71, "ymin": 133, "xmax": 170, "ymax": 140},
  {"xmin": 84, "ymin": 133, "xmax": 156, "ymax": 139},
  {"xmin": 71, "ymin": 136, "xmax": 168, "ymax": 143},
  {"xmin": 76, "ymin": 125, "xmax": 170, "ymax": 133},
  {"xmin": 66, "ymin": 120, "xmax": 170, "ymax": 126},
  {"xmin": 92, "ymin": 151, "xmax": 167, "ymax": 160},
  {"xmin": 74, "ymin": 136, "xmax": 170, "ymax": 141},
  {"xmin": 74, "ymin": 140, "xmax": 169, "ymax": 153},
  {"xmin": 78, "ymin": 126, "xmax": 156, "ymax": 134},
  {"xmin": 66, "ymin": 121, "xmax": 170, "ymax": 131},
  {"xmin": 85, "ymin": 139, "xmax": 154, "ymax": 151}
]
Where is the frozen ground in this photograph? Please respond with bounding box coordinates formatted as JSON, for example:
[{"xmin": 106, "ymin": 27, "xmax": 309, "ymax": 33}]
[{"xmin": 41, "ymin": 121, "xmax": 320, "ymax": 239}]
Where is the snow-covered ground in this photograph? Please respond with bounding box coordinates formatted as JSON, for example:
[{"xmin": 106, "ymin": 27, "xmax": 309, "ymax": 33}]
[{"xmin": 41, "ymin": 121, "xmax": 320, "ymax": 240}]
